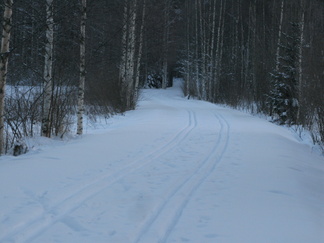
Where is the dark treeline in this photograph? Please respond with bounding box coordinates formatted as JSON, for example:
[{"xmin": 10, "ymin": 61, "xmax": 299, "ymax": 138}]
[
  {"xmin": 181, "ymin": 0, "xmax": 323, "ymax": 148},
  {"xmin": 0, "ymin": 0, "xmax": 182, "ymax": 154},
  {"xmin": 0, "ymin": 0, "xmax": 323, "ymax": 154}
]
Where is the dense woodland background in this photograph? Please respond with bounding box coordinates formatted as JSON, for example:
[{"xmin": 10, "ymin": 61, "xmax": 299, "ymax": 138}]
[{"xmin": 0, "ymin": 0, "xmax": 323, "ymax": 155}]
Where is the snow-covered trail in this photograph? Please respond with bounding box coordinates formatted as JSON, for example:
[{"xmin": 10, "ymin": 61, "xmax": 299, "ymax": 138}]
[{"xmin": 0, "ymin": 80, "xmax": 323, "ymax": 243}]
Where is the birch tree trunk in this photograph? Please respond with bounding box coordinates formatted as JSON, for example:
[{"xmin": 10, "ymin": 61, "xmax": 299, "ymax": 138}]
[
  {"xmin": 297, "ymin": 1, "xmax": 305, "ymax": 123},
  {"xmin": 134, "ymin": 0, "xmax": 146, "ymax": 104},
  {"xmin": 199, "ymin": 0, "xmax": 207, "ymax": 100},
  {"xmin": 218, "ymin": 0, "xmax": 226, "ymax": 82},
  {"xmin": 208, "ymin": 0, "xmax": 217, "ymax": 101},
  {"xmin": 120, "ymin": 0, "xmax": 128, "ymax": 107},
  {"xmin": 214, "ymin": 0, "xmax": 224, "ymax": 100},
  {"xmin": 275, "ymin": 0, "xmax": 284, "ymax": 72},
  {"xmin": 250, "ymin": 0, "xmax": 257, "ymax": 102},
  {"xmin": 41, "ymin": 0, "xmax": 54, "ymax": 137},
  {"xmin": 126, "ymin": 0, "xmax": 137, "ymax": 108},
  {"xmin": 185, "ymin": 0, "xmax": 191, "ymax": 97},
  {"xmin": 194, "ymin": 0, "xmax": 201, "ymax": 99},
  {"xmin": 162, "ymin": 0, "xmax": 170, "ymax": 89},
  {"xmin": 0, "ymin": 0, "xmax": 13, "ymax": 154},
  {"xmin": 120, "ymin": 0, "xmax": 137, "ymax": 109},
  {"xmin": 77, "ymin": 0, "xmax": 87, "ymax": 135}
]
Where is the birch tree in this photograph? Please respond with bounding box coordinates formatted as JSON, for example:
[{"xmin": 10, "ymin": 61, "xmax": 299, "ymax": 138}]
[
  {"xmin": 194, "ymin": 0, "xmax": 200, "ymax": 99},
  {"xmin": 275, "ymin": 0, "xmax": 284, "ymax": 72},
  {"xmin": 126, "ymin": 0, "xmax": 137, "ymax": 109},
  {"xmin": 199, "ymin": 0, "xmax": 206, "ymax": 100},
  {"xmin": 214, "ymin": 0, "xmax": 225, "ymax": 100},
  {"xmin": 184, "ymin": 0, "xmax": 191, "ymax": 97},
  {"xmin": 134, "ymin": 0, "xmax": 146, "ymax": 103},
  {"xmin": 41, "ymin": 0, "xmax": 54, "ymax": 137},
  {"xmin": 0, "ymin": 0, "xmax": 13, "ymax": 154},
  {"xmin": 120, "ymin": 0, "xmax": 138, "ymax": 109},
  {"xmin": 77, "ymin": 0, "xmax": 87, "ymax": 135},
  {"xmin": 162, "ymin": 0, "xmax": 171, "ymax": 89},
  {"xmin": 208, "ymin": 0, "xmax": 217, "ymax": 101},
  {"xmin": 297, "ymin": 0, "xmax": 305, "ymax": 123}
]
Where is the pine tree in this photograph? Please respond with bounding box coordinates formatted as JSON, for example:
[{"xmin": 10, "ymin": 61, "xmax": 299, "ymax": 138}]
[{"xmin": 268, "ymin": 23, "xmax": 301, "ymax": 125}]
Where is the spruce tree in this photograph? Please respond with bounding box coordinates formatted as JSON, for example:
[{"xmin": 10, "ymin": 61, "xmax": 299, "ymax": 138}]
[{"xmin": 268, "ymin": 23, "xmax": 301, "ymax": 125}]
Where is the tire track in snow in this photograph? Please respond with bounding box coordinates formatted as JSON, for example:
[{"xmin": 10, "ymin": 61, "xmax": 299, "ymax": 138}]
[
  {"xmin": 132, "ymin": 112, "xmax": 230, "ymax": 243},
  {"xmin": 1, "ymin": 110, "xmax": 198, "ymax": 243}
]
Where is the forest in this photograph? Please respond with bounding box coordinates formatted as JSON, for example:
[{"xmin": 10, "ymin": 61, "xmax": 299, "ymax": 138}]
[{"xmin": 0, "ymin": 0, "xmax": 323, "ymax": 155}]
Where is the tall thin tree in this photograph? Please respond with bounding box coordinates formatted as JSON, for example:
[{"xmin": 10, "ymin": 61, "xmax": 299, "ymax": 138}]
[
  {"xmin": 162, "ymin": 0, "xmax": 170, "ymax": 89},
  {"xmin": 77, "ymin": 0, "xmax": 87, "ymax": 135},
  {"xmin": 297, "ymin": 0, "xmax": 305, "ymax": 123},
  {"xmin": 214, "ymin": 0, "xmax": 225, "ymax": 100},
  {"xmin": 194, "ymin": 0, "xmax": 200, "ymax": 99},
  {"xmin": 134, "ymin": 0, "xmax": 146, "ymax": 103},
  {"xmin": 208, "ymin": 0, "xmax": 217, "ymax": 100},
  {"xmin": 0, "ymin": 0, "xmax": 13, "ymax": 154},
  {"xmin": 120, "ymin": 0, "xmax": 138, "ymax": 109},
  {"xmin": 41, "ymin": 0, "xmax": 54, "ymax": 137},
  {"xmin": 275, "ymin": 0, "xmax": 284, "ymax": 72},
  {"xmin": 185, "ymin": 0, "xmax": 191, "ymax": 97}
]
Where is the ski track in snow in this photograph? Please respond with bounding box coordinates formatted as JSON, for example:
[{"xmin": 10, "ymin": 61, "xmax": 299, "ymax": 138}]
[
  {"xmin": 1, "ymin": 110, "xmax": 198, "ymax": 243},
  {"xmin": 132, "ymin": 112, "xmax": 230, "ymax": 243},
  {"xmin": 1, "ymin": 80, "xmax": 323, "ymax": 243}
]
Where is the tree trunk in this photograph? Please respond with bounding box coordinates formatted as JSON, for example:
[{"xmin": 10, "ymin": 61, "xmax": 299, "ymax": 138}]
[
  {"xmin": 249, "ymin": 0, "xmax": 257, "ymax": 103},
  {"xmin": 199, "ymin": 0, "xmax": 207, "ymax": 100},
  {"xmin": 185, "ymin": 0, "xmax": 191, "ymax": 97},
  {"xmin": 297, "ymin": 1, "xmax": 305, "ymax": 123},
  {"xmin": 194, "ymin": 0, "xmax": 201, "ymax": 99},
  {"xmin": 126, "ymin": 0, "xmax": 137, "ymax": 108},
  {"xmin": 162, "ymin": 0, "xmax": 170, "ymax": 89},
  {"xmin": 0, "ymin": 0, "xmax": 13, "ymax": 154},
  {"xmin": 134, "ymin": 0, "xmax": 146, "ymax": 103},
  {"xmin": 214, "ymin": 0, "xmax": 224, "ymax": 100},
  {"xmin": 77, "ymin": 0, "xmax": 87, "ymax": 135},
  {"xmin": 42, "ymin": 0, "xmax": 54, "ymax": 137},
  {"xmin": 120, "ymin": 0, "xmax": 138, "ymax": 109},
  {"xmin": 120, "ymin": 0, "xmax": 128, "ymax": 95},
  {"xmin": 275, "ymin": 0, "xmax": 284, "ymax": 72},
  {"xmin": 208, "ymin": 0, "xmax": 217, "ymax": 101}
]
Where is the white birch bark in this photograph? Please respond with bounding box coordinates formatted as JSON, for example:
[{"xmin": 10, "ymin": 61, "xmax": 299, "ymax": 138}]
[
  {"xmin": 120, "ymin": 0, "xmax": 128, "ymax": 96},
  {"xmin": 275, "ymin": 0, "xmax": 284, "ymax": 72},
  {"xmin": 77, "ymin": 0, "xmax": 87, "ymax": 135},
  {"xmin": 134, "ymin": 0, "xmax": 146, "ymax": 104},
  {"xmin": 194, "ymin": 0, "xmax": 201, "ymax": 99},
  {"xmin": 0, "ymin": 0, "xmax": 13, "ymax": 154},
  {"xmin": 218, "ymin": 0, "xmax": 226, "ymax": 74},
  {"xmin": 125, "ymin": 0, "xmax": 137, "ymax": 108},
  {"xmin": 41, "ymin": 0, "xmax": 54, "ymax": 137},
  {"xmin": 239, "ymin": 0, "xmax": 244, "ymax": 88},
  {"xmin": 298, "ymin": 14, "xmax": 304, "ymax": 92},
  {"xmin": 297, "ymin": 2, "xmax": 305, "ymax": 122},
  {"xmin": 199, "ymin": 0, "xmax": 207, "ymax": 100},
  {"xmin": 233, "ymin": 0, "xmax": 240, "ymax": 89},
  {"xmin": 185, "ymin": 0, "xmax": 191, "ymax": 96},
  {"xmin": 250, "ymin": 0, "xmax": 257, "ymax": 99},
  {"xmin": 208, "ymin": 0, "xmax": 217, "ymax": 100},
  {"xmin": 120, "ymin": 0, "xmax": 138, "ymax": 109},
  {"xmin": 214, "ymin": 0, "xmax": 224, "ymax": 99},
  {"xmin": 162, "ymin": 0, "xmax": 170, "ymax": 89}
]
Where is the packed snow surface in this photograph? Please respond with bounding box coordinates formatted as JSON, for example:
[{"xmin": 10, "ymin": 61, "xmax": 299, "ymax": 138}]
[{"xmin": 1, "ymin": 80, "xmax": 323, "ymax": 243}]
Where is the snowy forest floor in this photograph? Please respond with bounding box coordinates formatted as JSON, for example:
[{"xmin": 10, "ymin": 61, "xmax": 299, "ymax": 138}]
[{"xmin": 1, "ymin": 80, "xmax": 323, "ymax": 243}]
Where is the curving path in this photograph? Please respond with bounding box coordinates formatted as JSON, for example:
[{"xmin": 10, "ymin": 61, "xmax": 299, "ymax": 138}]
[{"xmin": 0, "ymin": 80, "xmax": 323, "ymax": 243}]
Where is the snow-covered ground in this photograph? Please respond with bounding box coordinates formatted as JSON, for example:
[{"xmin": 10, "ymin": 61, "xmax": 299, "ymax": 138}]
[{"xmin": 1, "ymin": 80, "xmax": 323, "ymax": 243}]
